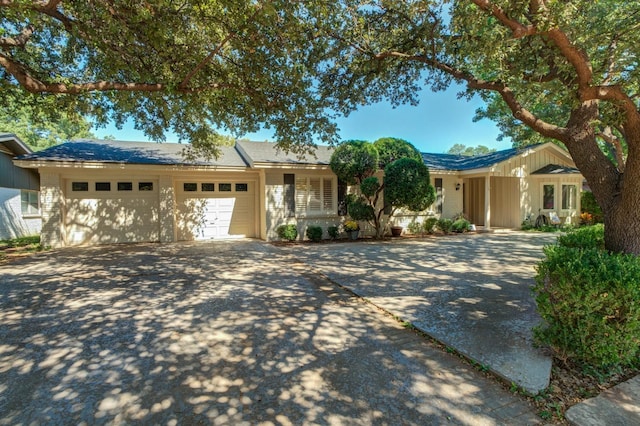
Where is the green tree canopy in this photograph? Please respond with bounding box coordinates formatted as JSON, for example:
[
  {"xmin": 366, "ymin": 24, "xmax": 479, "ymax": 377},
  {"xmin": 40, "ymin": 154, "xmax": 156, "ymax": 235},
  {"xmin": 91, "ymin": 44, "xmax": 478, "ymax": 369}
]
[
  {"xmin": 447, "ymin": 144, "xmax": 496, "ymax": 157},
  {"xmin": 0, "ymin": 89, "xmax": 95, "ymax": 151},
  {"xmin": 384, "ymin": 158, "xmax": 435, "ymax": 212},
  {"xmin": 0, "ymin": 0, "xmax": 336, "ymax": 157}
]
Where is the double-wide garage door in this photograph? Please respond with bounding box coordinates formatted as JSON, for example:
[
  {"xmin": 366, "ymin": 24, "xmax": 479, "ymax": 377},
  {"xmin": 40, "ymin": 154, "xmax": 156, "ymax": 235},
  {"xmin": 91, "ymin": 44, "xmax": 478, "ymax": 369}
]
[{"xmin": 176, "ymin": 180, "xmax": 256, "ymax": 240}]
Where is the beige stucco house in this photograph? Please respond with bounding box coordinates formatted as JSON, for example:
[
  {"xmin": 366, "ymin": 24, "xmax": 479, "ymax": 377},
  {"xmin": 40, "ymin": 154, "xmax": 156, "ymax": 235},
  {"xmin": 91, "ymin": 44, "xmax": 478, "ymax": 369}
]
[{"xmin": 14, "ymin": 139, "xmax": 582, "ymax": 248}]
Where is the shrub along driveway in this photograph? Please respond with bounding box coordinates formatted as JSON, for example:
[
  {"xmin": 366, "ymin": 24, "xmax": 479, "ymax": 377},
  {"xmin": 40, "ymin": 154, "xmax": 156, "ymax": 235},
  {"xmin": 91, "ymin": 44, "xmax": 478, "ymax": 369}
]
[
  {"xmin": 0, "ymin": 240, "xmax": 539, "ymax": 424},
  {"xmin": 278, "ymin": 231, "xmax": 558, "ymax": 394}
]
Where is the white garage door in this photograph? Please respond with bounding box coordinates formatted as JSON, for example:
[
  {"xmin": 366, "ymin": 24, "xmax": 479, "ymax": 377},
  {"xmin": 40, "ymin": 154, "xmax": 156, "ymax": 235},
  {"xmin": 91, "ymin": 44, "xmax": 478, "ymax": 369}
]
[
  {"xmin": 64, "ymin": 179, "xmax": 160, "ymax": 246},
  {"xmin": 177, "ymin": 181, "xmax": 255, "ymax": 240}
]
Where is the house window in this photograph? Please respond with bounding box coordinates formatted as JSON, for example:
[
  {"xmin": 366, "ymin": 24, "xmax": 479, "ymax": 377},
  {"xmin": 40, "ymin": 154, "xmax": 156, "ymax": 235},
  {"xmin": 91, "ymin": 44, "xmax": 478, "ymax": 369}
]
[
  {"xmin": 543, "ymin": 184, "xmax": 555, "ymax": 210},
  {"xmin": 183, "ymin": 183, "xmax": 197, "ymax": 192},
  {"xmin": 434, "ymin": 178, "xmax": 443, "ymax": 214},
  {"xmin": 219, "ymin": 183, "xmax": 232, "ymax": 192},
  {"xmin": 284, "ymin": 173, "xmax": 295, "ymax": 217},
  {"xmin": 562, "ymin": 184, "xmax": 577, "ymax": 210},
  {"xmin": 95, "ymin": 182, "xmax": 111, "ymax": 191},
  {"xmin": 117, "ymin": 182, "xmax": 133, "ymax": 191},
  {"xmin": 295, "ymin": 176, "xmax": 334, "ymax": 216},
  {"xmin": 201, "ymin": 183, "xmax": 215, "ymax": 192},
  {"xmin": 21, "ymin": 190, "xmax": 40, "ymax": 216},
  {"xmin": 139, "ymin": 182, "xmax": 153, "ymax": 191},
  {"xmin": 235, "ymin": 183, "xmax": 248, "ymax": 192},
  {"xmin": 72, "ymin": 182, "xmax": 88, "ymax": 191}
]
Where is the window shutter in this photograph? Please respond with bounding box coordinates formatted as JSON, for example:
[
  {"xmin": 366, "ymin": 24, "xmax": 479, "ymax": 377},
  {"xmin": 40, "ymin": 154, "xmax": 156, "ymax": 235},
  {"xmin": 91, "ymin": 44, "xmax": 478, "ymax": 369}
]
[
  {"xmin": 322, "ymin": 178, "xmax": 333, "ymax": 212},
  {"xmin": 295, "ymin": 177, "xmax": 307, "ymax": 216},
  {"xmin": 284, "ymin": 173, "xmax": 295, "ymax": 217},
  {"xmin": 309, "ymin": 178, "xmax": 321, "ymax": 212},
  {"xmin": 435, "ymin": 178, "xmax": 443, "ymax": 214}
]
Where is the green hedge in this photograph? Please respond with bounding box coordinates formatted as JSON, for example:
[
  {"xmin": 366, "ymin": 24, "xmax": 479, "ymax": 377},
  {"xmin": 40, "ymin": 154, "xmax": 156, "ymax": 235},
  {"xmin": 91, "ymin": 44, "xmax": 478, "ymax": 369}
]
[
  {"xmin": 276, "ymin": 224, "xmax": 298, "ymax": 241},
  {"xmin": 306, "ymin": 225, "xmax": 323, "ymax": 242},
  {"xmin": 556, "ymin": 223, "xmax": 604, "ymax": 250},
  {"xmin": 533, "ymin": 226, "xmax": 640, "ymax": 368}
]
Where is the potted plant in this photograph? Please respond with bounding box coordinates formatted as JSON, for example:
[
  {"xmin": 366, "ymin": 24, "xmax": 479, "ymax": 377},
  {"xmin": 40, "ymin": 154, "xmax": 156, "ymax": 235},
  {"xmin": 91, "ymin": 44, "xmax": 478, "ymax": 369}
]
[
  {"xmin": 390, "ymin": 225, "xmax": 403, "ymax": 237},
  {"xmin": 343, "ymin": 220, "xmax": 360, "ymax": 240}
]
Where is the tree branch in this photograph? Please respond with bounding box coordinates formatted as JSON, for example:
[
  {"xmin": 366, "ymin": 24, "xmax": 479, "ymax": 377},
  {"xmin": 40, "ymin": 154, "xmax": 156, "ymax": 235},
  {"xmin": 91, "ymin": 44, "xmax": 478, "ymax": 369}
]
[
  {"xmin": 470, "ymin": 0, "xmax": 536, "ymax": 38},
  {"xmin": 0, "ymin": 25, "xmax": 34, "ymax": 48}
]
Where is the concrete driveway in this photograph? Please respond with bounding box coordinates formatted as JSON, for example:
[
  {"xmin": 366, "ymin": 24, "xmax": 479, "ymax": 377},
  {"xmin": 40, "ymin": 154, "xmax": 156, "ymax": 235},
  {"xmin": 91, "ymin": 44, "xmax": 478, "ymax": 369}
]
[
  {"xmin": 277, "ymin": 231, "xmax": 557, "ymax": 394},
  {"xmin": 0, "ymin": 240, "xmax": 539, "ymax": 425}
]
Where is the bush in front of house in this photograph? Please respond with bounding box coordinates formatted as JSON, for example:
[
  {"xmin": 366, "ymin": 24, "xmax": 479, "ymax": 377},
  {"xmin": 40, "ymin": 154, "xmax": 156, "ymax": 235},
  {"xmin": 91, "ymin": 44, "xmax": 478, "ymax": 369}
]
[
  {"xmin": 436, "ymin": 218, "xmax": 453, "ymax": 234},
  {"xmin": 276, "ymin": 224, "xmax": 298, "ymax": 242},
  {"xmin": 556, "ymin": 223, "xmax": 604, "ymax": 250},
  {"xmin": 306, "ymin": 225, "xmax": 323, "ymax": 242},
  {"xmin": 581, "ymin": 191, "xmax": 604, "ymax": 224},
  {"xmin": 451, "ymin": 218, "xmax": 471, "ymax": 233},
  {"xmin": 533, "ymin": 226, "xmax": 640, "ymax": 368},
  {"xmin": 328, "ymin": 225, "xmax": 339, "ymax": 240},
  {"xmin": 423, "ymin": 217, "xmax": 438, "ymax": 234}
]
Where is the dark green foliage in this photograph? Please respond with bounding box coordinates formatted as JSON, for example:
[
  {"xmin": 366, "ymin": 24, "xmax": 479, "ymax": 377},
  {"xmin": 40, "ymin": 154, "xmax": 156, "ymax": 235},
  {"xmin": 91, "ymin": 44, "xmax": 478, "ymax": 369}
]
[
  {"xmin": 533, "ymin": 227, "xmax": 640, "ymax": 368},
  {"xmin": 557, "ymin": 224, "xmax": 605, "ymax": 250},
  {"xmin": 305, "ymin": 225, "xmax": 323, "ymax": 242},
  {"xmin": 328, "ymin": 225, "xmax": 339, "ymax": 239},
  {"xmin": 424, "ymin": 217, "xmax": 438, "ymax": 234},
  {"xmin": 276, "ymin": 224, "xmax": 298, "ymax": 242},
  {"xmin": 373, "ymin": 137, "xmax": 422, "ymax": 168},
  {"xmin": 0, "ymin": 235, "xmax": 41, "ymax": 249},
  {"xmin": 451, "ymin": 218, "xmax": 471, "ymax": 233},
  {"xmin": 581, "ymin": 191, "xmax": 604, "ymax": 224},
  {"xmin": 383, "ymin": 158, "xmax": 435, "ymax": 212},
  {"xmin": 329, "ymin": 140, "xmax": 379, "ymax": 185},
  {"xmin": 346, "ymin": 194, "xmax": 375, "ymax": 222},
  {"xmin": 436, "ymin": 218, "xmax": 453, "ymax": 234},
  {"xmin": 360, "ymin": 176, "xmax": 380, "ymax": 198}
]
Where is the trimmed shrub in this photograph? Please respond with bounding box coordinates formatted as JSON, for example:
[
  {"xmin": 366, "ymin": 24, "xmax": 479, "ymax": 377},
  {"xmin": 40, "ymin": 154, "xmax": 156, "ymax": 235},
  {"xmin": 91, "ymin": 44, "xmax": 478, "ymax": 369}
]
[
  {"xmin": 276, "ymin": 224, "xmax": 298, "ymax": 242},
  {"xmin": 451, "ymin": 218, "xmax": 471, "ymax": 233},
  {"xmin": 436, "ymin": 218, "xmax": 453, "ymax": 234},
  {"xmin": 306, "ymin": 225, "xmax": 323, "ymax": 242},
  {"xmin": 423, "ymin": 217, "xmax": 438, "ymax": 234},
  {"xmin": 407, "ymin": 221, "xmax": 422, "ymax": 235},
  {"xmin": 557, "ymin": 224, "xmax": 604, "ymax": 250},
  {"xmin": 328, "ymin": 225, "xmax": 339, "ymax": 240},
  {"xmin": 533, "ymin": 244, "xmax": 640, "ymax": 368}
]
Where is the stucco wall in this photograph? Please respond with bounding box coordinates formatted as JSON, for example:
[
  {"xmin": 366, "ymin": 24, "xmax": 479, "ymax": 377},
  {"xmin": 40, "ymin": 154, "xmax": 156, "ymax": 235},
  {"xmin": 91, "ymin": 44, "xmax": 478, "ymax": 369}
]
[{"xmin": 0, "ymin": 187, "xmax": 42, "ymax": 240}]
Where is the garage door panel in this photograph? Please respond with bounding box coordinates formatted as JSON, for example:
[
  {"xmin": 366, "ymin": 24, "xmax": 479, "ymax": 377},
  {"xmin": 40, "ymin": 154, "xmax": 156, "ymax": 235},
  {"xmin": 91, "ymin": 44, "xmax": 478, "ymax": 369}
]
[
  {"xmin": 177, "ymin": 181, "xmax": 255, "ymax": 240},
  {"xmin": 64, "ymin": 180, "xmax": 159, "ymax": 246}
]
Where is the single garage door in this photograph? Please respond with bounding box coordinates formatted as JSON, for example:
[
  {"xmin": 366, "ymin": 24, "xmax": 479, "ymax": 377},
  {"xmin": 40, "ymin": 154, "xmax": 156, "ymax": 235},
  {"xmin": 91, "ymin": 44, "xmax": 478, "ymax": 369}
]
[
  {"xmin": 177, "ymin": 181, "xmax": 256, "ymax": 240},
  {"xmin": 64, "ymin": 179, "xmax": 160, "ymax": 246}
]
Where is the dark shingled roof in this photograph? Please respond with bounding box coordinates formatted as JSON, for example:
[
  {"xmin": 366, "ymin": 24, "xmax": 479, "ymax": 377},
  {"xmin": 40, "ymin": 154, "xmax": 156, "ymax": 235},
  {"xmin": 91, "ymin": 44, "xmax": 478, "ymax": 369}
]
[
  {"xmin": 531, "ymin": 164, "xmax": 581, "ymax": 175},
  {"xmin": 421, "ymin": 146, "xmax": 529, "ymax": 171},
  {"xmin": 17, "ymin": 139, "xmax": 249, "ymax": 167},
  {"xmin": 236, "ymin": 140, "xmax": 333, "ymax": 165}
]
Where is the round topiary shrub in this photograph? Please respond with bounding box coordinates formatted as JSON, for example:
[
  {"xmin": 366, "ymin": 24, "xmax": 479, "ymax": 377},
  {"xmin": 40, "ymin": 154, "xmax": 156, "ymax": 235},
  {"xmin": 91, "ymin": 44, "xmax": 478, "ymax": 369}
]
[
  {"xmin": 533, "ymin": 243, "xmax": 640, "ymax": 368},
  {"xmin": 423, "ymin": 217, "xmax": 438, "ymax": 234},
  {"xmin": 306, "ymin": 225, "xmax": 323, "ymax": 242},
  {"xmin": 276, "ymin": 224, "xmax": 298, "ymax": 242}
]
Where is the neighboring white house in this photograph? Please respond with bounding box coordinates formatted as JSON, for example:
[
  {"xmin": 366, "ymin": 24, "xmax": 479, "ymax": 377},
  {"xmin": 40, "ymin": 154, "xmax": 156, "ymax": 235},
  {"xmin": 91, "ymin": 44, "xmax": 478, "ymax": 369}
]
[
  {"xmin": 0, "ymin": 133, "xmax": 41, "ymax": 240},
  {"xmin": 14, "ymin": 139, "xmax": 583, "ymax": 248}
]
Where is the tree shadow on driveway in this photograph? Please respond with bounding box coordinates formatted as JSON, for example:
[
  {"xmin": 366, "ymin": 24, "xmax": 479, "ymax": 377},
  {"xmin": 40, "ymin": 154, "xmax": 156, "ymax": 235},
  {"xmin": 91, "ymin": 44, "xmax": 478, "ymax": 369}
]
[{"xmin": 0, "ymin": 240, "xmax": 537, "ymax": 424}]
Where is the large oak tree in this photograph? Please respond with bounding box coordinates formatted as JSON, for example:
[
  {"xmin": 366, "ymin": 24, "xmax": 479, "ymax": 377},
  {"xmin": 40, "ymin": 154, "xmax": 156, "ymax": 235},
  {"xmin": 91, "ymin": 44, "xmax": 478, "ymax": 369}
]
[
  {"xmin": 0, "ymin": 0, "xmax": 335, "ymax": 157},
  {"xmin": 314, "ymin": 0, "xmax": 640, "ymax": 255}
]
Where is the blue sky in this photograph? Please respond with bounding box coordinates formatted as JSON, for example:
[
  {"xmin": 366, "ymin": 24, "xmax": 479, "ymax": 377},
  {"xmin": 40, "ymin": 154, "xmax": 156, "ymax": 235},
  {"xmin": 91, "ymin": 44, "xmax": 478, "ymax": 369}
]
[{"xmin": 96, "ymin": 83, "xmax": 513, "ymax": 154}]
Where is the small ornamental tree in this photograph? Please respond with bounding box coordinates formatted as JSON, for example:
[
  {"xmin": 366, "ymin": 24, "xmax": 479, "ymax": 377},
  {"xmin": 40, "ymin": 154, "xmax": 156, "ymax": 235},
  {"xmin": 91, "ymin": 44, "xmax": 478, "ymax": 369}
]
[{"xmin": 330, "ymin": 137, "xmax": 435, "ymax": 238}]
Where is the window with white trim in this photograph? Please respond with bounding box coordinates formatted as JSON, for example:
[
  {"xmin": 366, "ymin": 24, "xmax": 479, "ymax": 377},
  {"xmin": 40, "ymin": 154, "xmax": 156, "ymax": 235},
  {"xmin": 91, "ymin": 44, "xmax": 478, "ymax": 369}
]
[
  {"xmin": 295, "ymin": 176, "xmax": 335, "ymax": 216},
  {"xmin": 21, "ymin": 190, "xmax": 40, "ymax": 216},
  {"xmin": 562, "ymin": 184, "xmax": 577, "ymax": 210}
]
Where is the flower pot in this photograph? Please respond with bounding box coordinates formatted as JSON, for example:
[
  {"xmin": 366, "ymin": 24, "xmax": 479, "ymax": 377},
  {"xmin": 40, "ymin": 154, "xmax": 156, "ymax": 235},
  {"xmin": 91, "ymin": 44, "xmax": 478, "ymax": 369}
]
[
  {"xmin": 390, "ymin": 226, "xmax": 403, "ymax": 237},
  {"xmin": 348, "ymin": 230, "xmax": 359, "ymax": 240}
]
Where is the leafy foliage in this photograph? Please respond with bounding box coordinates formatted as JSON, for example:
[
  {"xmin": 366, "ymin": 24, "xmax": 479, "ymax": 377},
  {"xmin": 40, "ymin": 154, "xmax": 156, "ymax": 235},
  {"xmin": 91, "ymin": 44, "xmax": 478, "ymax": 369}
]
[
  {"xmin": 305, "ymin": 225, "xmax": 323, "ymax": 242},
  {"xmin": 330, "ymin": 138, "xmax": 434, "ymax": 238},
  {"xmin": 556, "ymin": 224, "xmax": 605, "ymax": 250},
  {"xmin": 581, "ymin": 191, "xmax": 604, "ymax": 224},
  {"xmin": 0, "ymin": 1, "xmax": 338, "ymax": 155},
  {"xmin": 276, "ymin": 224, "xmax": 298, "ymax": 242},
  {"xmin": 436, "ymin": 218, "xmax": 453, "ymax": 235},
  {"xmin": 327, "ymin": 225, "xmax": 339, "ymax": 240},
  {"xmin": 447, "ymin": 144, "xmax": 496, "ymax": 157},
  {"xmin": 451, "ymin": 218, "xmax": 471, "ymax": 233},
  {"xmin": 533, "ymin": 229, "xmax": 640, "ymax": 368}
]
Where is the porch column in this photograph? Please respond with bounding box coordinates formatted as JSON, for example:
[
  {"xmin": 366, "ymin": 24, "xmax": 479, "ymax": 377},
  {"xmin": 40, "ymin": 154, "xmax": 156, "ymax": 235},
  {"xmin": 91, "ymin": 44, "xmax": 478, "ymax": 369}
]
[{"xmin": 484, "ymin": 173, "xmax": 491, "ymax": 230}]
